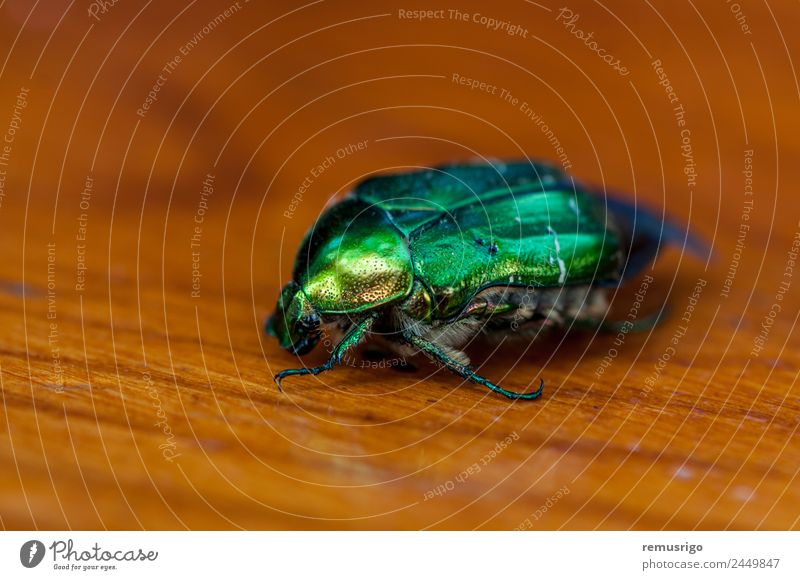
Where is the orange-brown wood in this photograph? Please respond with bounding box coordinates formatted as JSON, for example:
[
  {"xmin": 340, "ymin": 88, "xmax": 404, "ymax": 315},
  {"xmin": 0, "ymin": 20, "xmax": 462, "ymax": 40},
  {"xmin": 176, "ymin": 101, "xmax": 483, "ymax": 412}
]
[{"xmin": 0, "ymin": 0, "xmax": 798, "ymax": 530}]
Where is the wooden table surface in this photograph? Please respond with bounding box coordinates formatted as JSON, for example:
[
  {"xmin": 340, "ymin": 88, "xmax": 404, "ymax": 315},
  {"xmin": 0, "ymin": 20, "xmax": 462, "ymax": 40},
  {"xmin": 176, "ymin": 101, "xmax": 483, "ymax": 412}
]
[{"xmin": 1, "ymin": 0, "xmax": 798, "ymax": 530}]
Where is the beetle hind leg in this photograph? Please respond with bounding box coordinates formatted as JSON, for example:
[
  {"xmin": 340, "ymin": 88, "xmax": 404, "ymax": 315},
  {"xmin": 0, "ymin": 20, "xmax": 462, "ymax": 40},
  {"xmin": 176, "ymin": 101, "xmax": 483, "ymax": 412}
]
[{"xmin": 403, "ymin": 333, "xmax": 544, "ymax": 401}]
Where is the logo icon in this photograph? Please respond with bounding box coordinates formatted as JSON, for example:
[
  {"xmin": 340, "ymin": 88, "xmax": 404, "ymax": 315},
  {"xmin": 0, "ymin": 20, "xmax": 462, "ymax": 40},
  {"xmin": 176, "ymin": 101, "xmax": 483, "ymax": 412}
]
[{"xmin": 20, "ymin": 540, "xmax": 46, "ymax": 568}]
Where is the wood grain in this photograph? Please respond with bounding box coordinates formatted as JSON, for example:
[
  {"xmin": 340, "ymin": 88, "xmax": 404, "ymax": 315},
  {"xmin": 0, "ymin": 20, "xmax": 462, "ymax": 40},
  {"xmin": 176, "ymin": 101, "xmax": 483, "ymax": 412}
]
[{"xmin": 0, "ymin": 0, "xmax": 798, "ymax": 530}]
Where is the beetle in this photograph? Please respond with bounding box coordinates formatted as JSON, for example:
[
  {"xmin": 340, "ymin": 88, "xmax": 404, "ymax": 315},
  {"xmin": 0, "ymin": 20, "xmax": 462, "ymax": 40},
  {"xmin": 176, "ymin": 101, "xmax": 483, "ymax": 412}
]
[{"xmin": 266, "ymin": 160, "xmax": 701, "ymax": 399}]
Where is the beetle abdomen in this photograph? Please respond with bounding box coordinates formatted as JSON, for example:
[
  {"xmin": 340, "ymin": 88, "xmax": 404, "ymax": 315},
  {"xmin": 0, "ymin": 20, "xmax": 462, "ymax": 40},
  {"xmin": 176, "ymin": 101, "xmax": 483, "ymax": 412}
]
[{"xmin": 408, "ymin": 189, "xmax": 621, "ymax": 318}]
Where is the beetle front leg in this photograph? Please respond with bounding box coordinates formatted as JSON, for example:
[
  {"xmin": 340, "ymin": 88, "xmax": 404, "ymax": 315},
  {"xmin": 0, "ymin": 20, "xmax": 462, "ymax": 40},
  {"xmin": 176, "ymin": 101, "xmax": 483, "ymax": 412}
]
[
  {"xmin": 274, "ymin": 314, "xmax": 377, "ymax": 390},
  {"xmin": 402, "ymin": 333, "xmax": 544, "ymax": 401}
]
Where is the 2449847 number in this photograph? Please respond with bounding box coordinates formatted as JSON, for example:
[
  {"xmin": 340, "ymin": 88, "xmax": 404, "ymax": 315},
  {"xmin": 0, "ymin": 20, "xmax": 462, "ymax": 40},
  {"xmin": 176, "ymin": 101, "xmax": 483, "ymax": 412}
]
[{"xmin": 731, "ymin": 558, "xmax": 780, "ymax": 569}]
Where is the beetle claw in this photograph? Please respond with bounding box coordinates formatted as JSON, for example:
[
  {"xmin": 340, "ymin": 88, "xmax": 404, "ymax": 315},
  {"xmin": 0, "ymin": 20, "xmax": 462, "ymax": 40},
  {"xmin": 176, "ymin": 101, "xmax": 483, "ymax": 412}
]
[
  {"xmin": 273, "ymin": 367, "xmax": 312, "ymax": 391},
  {"xmin": 490, "ymin": 376, "xmax": 545, "ymax": 400},
  {"xmin": 273, "ymin": 364, "xmax": 330, "ymax": 392},
  {"xmin": 529, "ymin": 377, "xmax": 545, "ymax": 398}
]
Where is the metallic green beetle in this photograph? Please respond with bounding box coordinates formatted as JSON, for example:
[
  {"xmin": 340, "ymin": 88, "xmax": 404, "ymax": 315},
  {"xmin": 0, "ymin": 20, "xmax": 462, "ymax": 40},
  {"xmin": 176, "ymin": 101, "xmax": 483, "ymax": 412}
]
[{"xmin": 267, "ymin": 160, "xmax": 698, "ymax": 399}]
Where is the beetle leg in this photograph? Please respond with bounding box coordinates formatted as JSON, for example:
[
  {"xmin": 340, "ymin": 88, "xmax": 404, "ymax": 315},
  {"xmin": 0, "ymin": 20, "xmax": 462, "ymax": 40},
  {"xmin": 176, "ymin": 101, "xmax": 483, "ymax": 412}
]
[
  {"xmin": 402, "ymin": 333, "xmax": 544, "ymax": 401},
  {"xmin": 274, "ymin": 314, "xmax": 377, "ymax": 390}
]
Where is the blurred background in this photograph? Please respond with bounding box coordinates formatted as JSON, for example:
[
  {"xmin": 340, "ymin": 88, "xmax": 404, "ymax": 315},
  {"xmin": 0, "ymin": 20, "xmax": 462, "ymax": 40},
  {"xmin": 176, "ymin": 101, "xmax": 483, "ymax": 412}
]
[{"xmin": 0, "ymin": 0, "xmax": 798, "ymax": 530}]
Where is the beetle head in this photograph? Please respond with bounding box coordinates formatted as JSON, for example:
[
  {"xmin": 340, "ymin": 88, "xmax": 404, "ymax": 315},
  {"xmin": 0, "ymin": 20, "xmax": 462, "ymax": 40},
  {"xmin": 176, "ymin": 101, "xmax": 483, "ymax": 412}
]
[{"xmin": 265, "ymin": 281, "xmax": 321, "ymax": 355}]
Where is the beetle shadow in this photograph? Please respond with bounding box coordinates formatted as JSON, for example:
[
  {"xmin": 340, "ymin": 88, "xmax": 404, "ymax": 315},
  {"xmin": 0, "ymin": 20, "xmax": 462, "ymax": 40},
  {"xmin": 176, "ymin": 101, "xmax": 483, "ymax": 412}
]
[{"xmin": 465, "ymin": 326, "xmax": 600, "ymax": 375}]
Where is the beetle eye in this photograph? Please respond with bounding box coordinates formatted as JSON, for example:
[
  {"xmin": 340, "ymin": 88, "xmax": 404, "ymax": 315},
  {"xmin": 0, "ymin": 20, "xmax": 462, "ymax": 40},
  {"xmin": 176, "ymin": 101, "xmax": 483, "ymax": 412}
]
[{"xmin": 299, "ymin": 313, "xmax": 320, "ymax": 330}]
